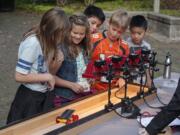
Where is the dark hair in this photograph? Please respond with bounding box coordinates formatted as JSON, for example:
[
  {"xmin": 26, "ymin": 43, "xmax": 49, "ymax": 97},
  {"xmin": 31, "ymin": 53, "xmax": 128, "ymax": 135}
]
[
  {"xmin": 84, "ymin": 5, "xmax": 105, "ymax": 24},
  {"xmin": 130, "ymin": 15, "xmax": 148, "ymax": 31}
]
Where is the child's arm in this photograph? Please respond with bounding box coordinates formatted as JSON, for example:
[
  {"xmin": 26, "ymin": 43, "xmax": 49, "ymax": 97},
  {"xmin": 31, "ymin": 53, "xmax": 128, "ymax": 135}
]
[
  {"xmin": 116, "ymin": 78, "xmax": 125, "ymax": 88},
  {"xmin": 49, "ymin": 50, "xmax": 64, "ymax": 75},
  {"xmin": 55, "ymin": 76, "xmax": 84, "ymax": 93},
  {"xmin": 91, "ymin": 42, "xmax": 102, "ymax": 61},
  {"xmin": 15, "ymin": 72, "xmax": 55, "ymax": 90}
]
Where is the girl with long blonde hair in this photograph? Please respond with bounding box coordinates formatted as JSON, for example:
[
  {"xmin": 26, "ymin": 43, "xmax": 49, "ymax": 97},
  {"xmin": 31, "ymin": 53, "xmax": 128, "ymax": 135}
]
[{"xmin": 7, "ymin": 7, "xmax": 69, "ymax": 124}]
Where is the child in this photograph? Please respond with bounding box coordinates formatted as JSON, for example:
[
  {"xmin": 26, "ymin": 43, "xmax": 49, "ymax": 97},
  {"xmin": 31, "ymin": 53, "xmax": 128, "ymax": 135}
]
[
  {"xmin": 127, "ymin": 15, "xmax": 151, "ymax": 53},
  {"xmin": 91, "ymin": 9, "xmax": 130, "ymax": 91},
  {"xmin": 7, "ymin": 7, "xmax": 69, "ymax": 124},
  {"xmin": 54, "ymin": 14, "xmax": 92, "ymax": 105},
  {"xmin": 126, "ymin": 15, "xmax": 151, "ymax": 87},
  {"xmin": 84, "ymin": 5, "xmax": 105, "ymax": 34},
  {"xmin": 84, "ymin": 5, "xmax": 106, "ymax": 44}
]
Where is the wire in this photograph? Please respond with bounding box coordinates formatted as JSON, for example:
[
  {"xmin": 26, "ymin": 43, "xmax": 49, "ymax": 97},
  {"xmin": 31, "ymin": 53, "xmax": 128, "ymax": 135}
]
[
  {"xmin": 114, "ymin": 85, "xmax": 125, "ymax": 99},
  {"xmin": 113, "ymin": 65, "xmax": 167, "ymax": 118},
  {"xmin": 114, "ymin": 85, "xmax": 141, "ymax": 119},
  {"xmin": 142, "ymin": 95, "xmax": 163, "ymax": 109},
  {"xmin": 139, "ymin": 69, "xmax": 167, "ymax": 109},
  {"xmin": 149, "ymin": 69, "xmax": 168, "ymax": 106},
  {"xmin": 155, "ymin": 93, "xmax": 167, "ymax": 106}
]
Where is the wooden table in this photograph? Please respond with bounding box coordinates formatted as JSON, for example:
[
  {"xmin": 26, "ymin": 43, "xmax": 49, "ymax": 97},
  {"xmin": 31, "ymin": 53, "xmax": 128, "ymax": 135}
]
[{"xmin": 0, "ymin": 84, "xmax": 155, "ymax": 135}]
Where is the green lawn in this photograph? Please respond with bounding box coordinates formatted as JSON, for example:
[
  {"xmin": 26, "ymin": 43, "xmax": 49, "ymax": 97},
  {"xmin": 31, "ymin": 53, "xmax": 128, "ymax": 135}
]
[{"xmin": 15, "ymin": 0, "xmax": 180, "ymax": 17}]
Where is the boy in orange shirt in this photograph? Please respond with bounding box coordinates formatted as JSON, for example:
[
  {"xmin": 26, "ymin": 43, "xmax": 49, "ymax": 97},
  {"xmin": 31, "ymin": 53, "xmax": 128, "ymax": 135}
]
[{"xmin": 91, "ymin": 9, "xmax": 130, "ymax": 91}]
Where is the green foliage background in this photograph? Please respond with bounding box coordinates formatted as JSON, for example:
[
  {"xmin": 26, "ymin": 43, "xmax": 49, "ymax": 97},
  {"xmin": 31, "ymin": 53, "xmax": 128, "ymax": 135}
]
[{"xmin": 15, "ymin": 0, "xmax": 180, "ymax": 16}]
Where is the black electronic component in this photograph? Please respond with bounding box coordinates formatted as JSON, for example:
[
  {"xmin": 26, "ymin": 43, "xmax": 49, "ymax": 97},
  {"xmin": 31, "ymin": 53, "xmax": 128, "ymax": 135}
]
[
  {"xmin": 94, "ymin": 60, "xmax": 106, "ymax": 67},
  {"xmin": 111, "ymin": 55, "xmax": 122, "ymax": 63}
]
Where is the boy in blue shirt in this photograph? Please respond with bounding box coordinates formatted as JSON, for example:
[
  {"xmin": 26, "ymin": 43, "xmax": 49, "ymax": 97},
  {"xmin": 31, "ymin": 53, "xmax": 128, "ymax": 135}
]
[
  {"xmin": 127, "ymin": 15, "xmax": 151, "ymax": 54},
  {"xmin": 126, "ymin": 15, "xmax": 152, "ymax": 87}
]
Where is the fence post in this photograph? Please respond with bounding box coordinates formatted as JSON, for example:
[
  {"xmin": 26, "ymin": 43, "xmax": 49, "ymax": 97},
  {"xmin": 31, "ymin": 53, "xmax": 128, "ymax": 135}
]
[{"xmin": 154, "ymin": 0, "xmax": 160, "ymax": 13}]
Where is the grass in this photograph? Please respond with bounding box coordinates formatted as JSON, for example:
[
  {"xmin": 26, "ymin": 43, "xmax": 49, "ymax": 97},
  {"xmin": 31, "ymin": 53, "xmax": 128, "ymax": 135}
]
[
  {"xmin": 15, "ymin": 0, "xmax": 180, "ymax": 17},
  {"xmin": 16, "ymin": 3, "xmax": 53, "ymax": 13},
  {"xmin": 16, "ymin": 2, "xmax": 84, "ymax": 14},
  {"xmin": 95, "ymin": 0, "xmax": 153, "ymax": 11},
  {"xmin": 160, "ymin": 9, "xmax": 180, "ymax": 17},
  {"xmin": 16, "ymin": 0, "xmax": 153, "ymax": 13}
]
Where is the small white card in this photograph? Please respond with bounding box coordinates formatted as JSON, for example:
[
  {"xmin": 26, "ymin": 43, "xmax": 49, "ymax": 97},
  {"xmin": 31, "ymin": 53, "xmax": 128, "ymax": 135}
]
[{"xmin": 78, "ymin": 81, "xmax": 90, "ymax": 92}]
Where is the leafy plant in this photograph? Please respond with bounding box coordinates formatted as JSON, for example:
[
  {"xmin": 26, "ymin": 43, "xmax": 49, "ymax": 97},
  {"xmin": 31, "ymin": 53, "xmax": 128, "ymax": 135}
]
[{"xmin": 15, "ymin": 0, "xmax": 180, "ymax": 17}]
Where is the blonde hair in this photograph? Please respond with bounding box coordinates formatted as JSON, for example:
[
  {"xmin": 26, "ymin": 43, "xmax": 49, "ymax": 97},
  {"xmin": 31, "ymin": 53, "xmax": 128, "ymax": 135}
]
[
  {"xmin": 24, "ymin": 7, "xmax": 69, "ymax": 63},
  {"xmin": 67, "ymin": 14, "xmax": 91, "ymax": 58},
  {"xmin": 109, "ymin": 9, "xmax": 129, "ymax": 30}
]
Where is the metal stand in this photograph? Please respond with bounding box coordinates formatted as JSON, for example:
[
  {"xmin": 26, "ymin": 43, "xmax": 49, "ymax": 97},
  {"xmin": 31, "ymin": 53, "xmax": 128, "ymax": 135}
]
[
  {"xmin": 148, "ymin": 51, "xmax": 159, "ymax": 93},
  {"xmin": 137, "ymin": 58, "xmax": 146, "ymax": 98},
  {"xmin": 117, "ymin": 59, "xmax": 140, "ymax": 118},
  {"xmin": 105, "ymin": 63, "xmax": 114, "ymax": 111}
]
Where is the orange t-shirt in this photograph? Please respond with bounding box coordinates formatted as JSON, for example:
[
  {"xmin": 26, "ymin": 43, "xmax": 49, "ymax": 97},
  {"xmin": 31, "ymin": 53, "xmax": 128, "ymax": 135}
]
[
  {"xmin": 92, "ymin": 38, "xmax": 129, "ymax": 61},
  {"xmin": 91, "ymin": 33, "xmax": 104, "ymax": 45},
  {"xmin": 90, "ymin": 38, "xmax": 129, "ymax": 92}
]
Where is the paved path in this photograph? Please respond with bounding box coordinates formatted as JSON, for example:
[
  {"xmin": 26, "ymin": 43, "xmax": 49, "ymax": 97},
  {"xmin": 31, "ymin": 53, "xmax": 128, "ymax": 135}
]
[{"xmin": 0, "ymin": 11, "xmax": 40, "ymax": 126}]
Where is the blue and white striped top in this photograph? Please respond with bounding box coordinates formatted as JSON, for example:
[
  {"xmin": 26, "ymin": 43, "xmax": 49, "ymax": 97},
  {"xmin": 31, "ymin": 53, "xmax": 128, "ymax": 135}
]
[{"xmin": 16, "ymin": 35, "xmax": 48, "ymax": 92}]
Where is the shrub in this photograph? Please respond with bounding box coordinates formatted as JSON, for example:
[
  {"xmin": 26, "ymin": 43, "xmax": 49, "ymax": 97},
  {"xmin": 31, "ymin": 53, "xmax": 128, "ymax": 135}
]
[{"xmin": 161, "ymin": 0, "xmax": 180, "ymax": 10}]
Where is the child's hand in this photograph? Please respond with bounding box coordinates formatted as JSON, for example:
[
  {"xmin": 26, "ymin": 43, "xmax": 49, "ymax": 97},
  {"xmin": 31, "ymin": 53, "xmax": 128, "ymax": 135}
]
[
  {"xmin": 146, "ymin": 79, "xmax": 152, "ymax": 88},
  {"xmin": 115, "ymin": 78, "xmax": 125, "ymax": 89},
  {"xmin": 87, "ymin": 79, "xmax": 95, "ymax": 85},
  {"xmin": 49, "ymin": 50, "xmax": 64, "ymax": 75},
  {"xmin": 47, "ymin": 74, "xmax": 55, "ymax": 90},
  {"xmin": 70, "ymin": 82, "xmax": 84, "ymax": 93}
]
